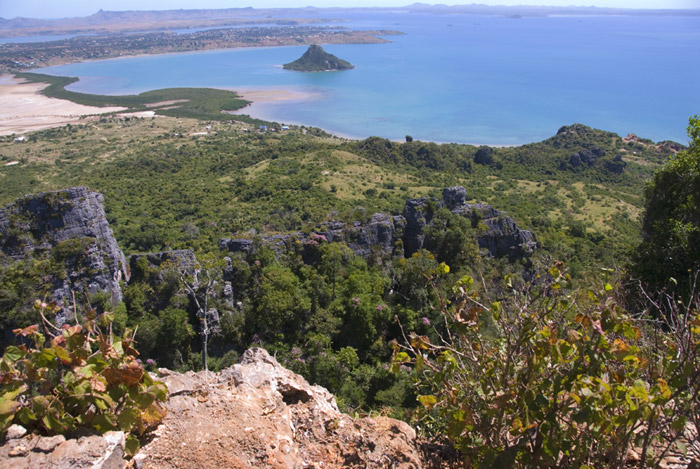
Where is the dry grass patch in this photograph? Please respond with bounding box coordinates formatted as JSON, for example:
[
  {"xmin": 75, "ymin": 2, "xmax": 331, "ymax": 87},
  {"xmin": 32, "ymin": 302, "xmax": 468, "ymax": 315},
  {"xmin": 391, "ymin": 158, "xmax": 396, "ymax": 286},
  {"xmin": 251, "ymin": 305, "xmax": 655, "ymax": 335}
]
[{"xmin": 244, "ymin": 159, "xmax": 270, "ymax": 179}]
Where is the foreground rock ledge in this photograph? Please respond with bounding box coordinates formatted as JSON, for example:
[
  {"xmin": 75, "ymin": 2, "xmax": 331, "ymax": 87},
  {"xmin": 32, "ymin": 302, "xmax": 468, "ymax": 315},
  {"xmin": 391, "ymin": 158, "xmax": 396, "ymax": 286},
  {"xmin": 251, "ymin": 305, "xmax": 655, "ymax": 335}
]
[
  {"xmin": 139, "ymin": 347, "xmax": 426, "ymax": 468},
  {"xmin": 1, "ymin": 348, "xmax": 430, "ymax": 468}
]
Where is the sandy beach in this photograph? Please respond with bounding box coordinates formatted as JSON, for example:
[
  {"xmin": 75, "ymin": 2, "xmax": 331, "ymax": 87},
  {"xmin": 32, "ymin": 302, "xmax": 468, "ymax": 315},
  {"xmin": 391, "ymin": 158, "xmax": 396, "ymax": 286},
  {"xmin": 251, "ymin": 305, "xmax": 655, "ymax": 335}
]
[{"xmin": 0, "ymin": 75, "xmax": 125, "ymax": 136}]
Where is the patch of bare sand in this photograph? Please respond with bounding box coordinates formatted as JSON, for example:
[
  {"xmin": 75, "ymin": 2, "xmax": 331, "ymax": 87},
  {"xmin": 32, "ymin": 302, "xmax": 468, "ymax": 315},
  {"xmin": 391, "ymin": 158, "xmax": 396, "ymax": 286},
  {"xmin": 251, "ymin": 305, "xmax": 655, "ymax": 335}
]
[
  {"xmin": 234, "ymin": 89, "xmax": 311, "ymax": 103},
  {"xmin": 144, "ymin": 99, "xmax": 189, "ymax": 108},
  {"xmin": 0, "ymin": 75, "xmax": 126, "ymax": 135}
]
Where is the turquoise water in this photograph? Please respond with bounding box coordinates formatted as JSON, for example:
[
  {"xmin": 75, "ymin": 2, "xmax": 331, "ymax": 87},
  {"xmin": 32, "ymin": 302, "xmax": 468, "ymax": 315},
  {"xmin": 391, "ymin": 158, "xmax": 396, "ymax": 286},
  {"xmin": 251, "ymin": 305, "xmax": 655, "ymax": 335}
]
[{"xmin": 36, "ymin": 12, "xmax": 700, "ymax": 145}]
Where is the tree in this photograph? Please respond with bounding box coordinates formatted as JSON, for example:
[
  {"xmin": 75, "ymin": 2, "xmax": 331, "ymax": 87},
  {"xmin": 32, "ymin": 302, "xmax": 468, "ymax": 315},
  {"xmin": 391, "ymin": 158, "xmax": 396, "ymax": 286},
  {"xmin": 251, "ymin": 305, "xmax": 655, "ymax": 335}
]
[
  {"xmin": 634, "ymin": 115, "xmax": 700, "ymax": 293},
  {"xmin": 247, "ymin": 263, "xmax": 311, "ymax": 344},
  {"xmin": 179, "ymin": 253, "xmax": 224, "ymax": 372}
]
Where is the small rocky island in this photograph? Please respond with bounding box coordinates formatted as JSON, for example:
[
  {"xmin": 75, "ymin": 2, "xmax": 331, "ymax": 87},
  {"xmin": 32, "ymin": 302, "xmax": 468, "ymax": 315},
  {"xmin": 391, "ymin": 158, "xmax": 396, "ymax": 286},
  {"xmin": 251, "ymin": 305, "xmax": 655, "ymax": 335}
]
[{"xmin": 283, "ymin": 44, "xmax": 354, "ymax": 72}]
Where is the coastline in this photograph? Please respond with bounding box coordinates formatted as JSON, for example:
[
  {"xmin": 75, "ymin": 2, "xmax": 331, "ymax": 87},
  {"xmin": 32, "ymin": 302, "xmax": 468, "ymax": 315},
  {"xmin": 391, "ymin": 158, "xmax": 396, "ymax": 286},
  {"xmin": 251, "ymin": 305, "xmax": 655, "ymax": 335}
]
[
  {"xmin": 228, "ymin": 86, "xmax": 516, "ymax": 146},
  {"xmin": 0, "ymin": 72, "xmax": 517, "ymax": 146},
  {"xmin": 0, "ymin": 74, "xmax": 126, "ymax": 136}
]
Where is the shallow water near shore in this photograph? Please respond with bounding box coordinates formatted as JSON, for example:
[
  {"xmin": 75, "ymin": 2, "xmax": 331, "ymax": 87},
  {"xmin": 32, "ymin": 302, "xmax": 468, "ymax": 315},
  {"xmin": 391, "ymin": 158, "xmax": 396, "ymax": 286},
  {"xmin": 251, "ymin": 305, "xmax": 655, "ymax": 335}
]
[{"xmin": 36, "ymin": 11, "xmax": 700, "ymax": 145}]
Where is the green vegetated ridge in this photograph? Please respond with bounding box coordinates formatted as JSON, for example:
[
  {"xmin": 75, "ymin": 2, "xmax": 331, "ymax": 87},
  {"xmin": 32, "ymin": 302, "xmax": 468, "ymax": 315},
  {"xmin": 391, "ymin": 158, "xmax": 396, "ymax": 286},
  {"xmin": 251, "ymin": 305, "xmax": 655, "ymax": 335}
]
[
  {"xmin": 0, "ymin": 106, "xmax": 676, "ymax": 269},
  {"xmin": 14, "ymin": 72, "xmax": 259, "ymax": 123},
  {"xmin": 283, "ymin": 44, "xmax": 354, "ymax": 71},
  {"xmin": 1, "ymin": 74, "xmax": 699, "ymax": 465}
]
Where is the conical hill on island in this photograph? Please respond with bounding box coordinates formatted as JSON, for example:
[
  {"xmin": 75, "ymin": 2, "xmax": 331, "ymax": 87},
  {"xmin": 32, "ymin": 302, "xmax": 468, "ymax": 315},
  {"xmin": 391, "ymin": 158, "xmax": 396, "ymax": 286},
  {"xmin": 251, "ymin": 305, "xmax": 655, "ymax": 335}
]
[{"xmin": 283, "ymin": 44, "xmax": 354, "ymax": 72}]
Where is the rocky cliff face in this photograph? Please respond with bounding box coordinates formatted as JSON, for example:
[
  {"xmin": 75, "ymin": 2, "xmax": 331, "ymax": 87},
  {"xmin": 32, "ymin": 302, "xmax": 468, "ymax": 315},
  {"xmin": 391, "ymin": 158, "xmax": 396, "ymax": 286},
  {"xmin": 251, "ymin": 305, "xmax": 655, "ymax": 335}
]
[
  {"xmin": 0, "ymin": 187, "xmax": 128, "ymax": 323},
  {"xmin": 221, "ymin": 186, "xmax": 537, "ymax": 262}
]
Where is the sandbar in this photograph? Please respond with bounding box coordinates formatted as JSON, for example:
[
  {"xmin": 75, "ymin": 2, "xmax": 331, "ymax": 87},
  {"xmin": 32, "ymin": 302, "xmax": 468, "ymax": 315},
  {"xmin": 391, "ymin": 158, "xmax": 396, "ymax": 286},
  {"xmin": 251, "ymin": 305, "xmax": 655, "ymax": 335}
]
[
  {"xmin": 0, "ymin": 75, "xmax": 126, "ymax": 136},
  {"xmin": 233, "ymin": 89, "xmax": 311, "ymax": 103},
  {"xmin": 226, "ymin": 86, "xmax": 322, "ymax": 120}
]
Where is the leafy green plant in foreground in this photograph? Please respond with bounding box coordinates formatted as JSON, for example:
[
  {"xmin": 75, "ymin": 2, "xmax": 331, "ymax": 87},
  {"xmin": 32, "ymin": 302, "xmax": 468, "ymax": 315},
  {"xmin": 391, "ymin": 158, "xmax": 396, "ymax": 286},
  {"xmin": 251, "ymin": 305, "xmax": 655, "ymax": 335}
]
[
  {"xmin": 394, "ymin": 264, "xmax": 700, "ymax": 467},
  {"xmin": 0, "ymin": 300, "xmax": 167, "ymax": 455}
]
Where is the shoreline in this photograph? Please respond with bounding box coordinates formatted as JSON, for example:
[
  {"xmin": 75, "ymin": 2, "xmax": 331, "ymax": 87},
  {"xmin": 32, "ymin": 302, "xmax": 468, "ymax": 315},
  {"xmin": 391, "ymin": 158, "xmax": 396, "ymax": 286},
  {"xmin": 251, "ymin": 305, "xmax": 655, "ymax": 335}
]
[
  {"xmin": 0, "ymin": 74, "xmax": 126, "ymax": 136},
  {"xmin": 1, "ymin": 73, "xmax": 517, "ymax": 147},
  {"xmin": 227, "ymin": 86, "xmax": 517, "ymax": 147}
]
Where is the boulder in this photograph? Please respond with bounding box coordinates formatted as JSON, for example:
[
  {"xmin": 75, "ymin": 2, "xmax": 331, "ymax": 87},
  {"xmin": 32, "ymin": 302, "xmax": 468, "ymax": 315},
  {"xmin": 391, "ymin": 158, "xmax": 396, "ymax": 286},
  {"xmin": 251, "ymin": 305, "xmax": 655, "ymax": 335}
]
[
  {"xmin": 0, "ymin": 431, "xmax": 125, "ymax": 469},
  {"xmin": 138, "ymin": 348, "xmax": 425, "ymax": 468},
  {"xmin": 478, "ymin": 215, "xmax": 538, "ymax": 259}
]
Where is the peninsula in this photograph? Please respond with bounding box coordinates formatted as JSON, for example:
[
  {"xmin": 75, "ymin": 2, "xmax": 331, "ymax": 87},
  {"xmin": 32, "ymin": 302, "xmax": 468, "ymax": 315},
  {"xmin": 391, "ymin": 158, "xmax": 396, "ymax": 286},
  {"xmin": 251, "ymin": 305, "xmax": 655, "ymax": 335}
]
[{"xmin": 283, "ymin": 44, "xmax": 354, "ymax": 72}]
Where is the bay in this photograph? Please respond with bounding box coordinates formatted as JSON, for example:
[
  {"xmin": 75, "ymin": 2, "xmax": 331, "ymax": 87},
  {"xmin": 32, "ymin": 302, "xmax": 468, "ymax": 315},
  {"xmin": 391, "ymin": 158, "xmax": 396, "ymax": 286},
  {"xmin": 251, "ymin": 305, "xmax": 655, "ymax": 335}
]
[{"xmin": 36, "ymin": 11, "xmax": 700, "ymax": 145}]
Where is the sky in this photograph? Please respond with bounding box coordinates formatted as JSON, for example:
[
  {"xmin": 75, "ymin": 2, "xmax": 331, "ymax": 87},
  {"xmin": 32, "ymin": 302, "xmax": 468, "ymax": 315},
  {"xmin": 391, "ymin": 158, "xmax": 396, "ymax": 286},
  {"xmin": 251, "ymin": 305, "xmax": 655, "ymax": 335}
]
[{"xmin": 0, "ymin": 0, "xmax": 697, "ymax": 20}]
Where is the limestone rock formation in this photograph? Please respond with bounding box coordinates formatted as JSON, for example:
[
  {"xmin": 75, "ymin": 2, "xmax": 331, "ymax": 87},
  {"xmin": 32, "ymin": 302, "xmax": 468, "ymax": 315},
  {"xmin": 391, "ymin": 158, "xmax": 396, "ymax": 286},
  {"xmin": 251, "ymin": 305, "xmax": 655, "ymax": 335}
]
[
  {"xmin": 401, "ymin": 197, "xmax": 435, "ymax": 256},
  {"xmin": 137, "ymin": 348, "xmax": 426, "ymax": 468},
  {"xmin": 128, "ymin": 249, "xmax": 197, "ymax": 282},
  {"xmin": 0, "ymin": 187, "xmax": 128, "ymax": 323},
  {"xmin": 402, "ymin": 187, "xmax": 538, "ymax": 259},
  {"xmin": 345, "ymin": 213, "xmax": 402, "ymax": 258},
  {"xmin": 221, "ymin": 186, "xmax": 537, "ymax": 262},
  {"xmin": 0, "ymin": 429, "xmax": 125, "ymax": 469}
]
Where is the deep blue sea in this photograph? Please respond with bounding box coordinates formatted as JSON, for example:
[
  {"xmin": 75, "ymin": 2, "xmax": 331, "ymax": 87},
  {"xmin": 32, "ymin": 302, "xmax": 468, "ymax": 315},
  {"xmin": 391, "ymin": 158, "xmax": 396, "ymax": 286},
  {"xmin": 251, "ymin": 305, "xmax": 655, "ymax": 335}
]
[{"xmin": 35, "ymin": 11, "xmax": 700, "ymax": 145}]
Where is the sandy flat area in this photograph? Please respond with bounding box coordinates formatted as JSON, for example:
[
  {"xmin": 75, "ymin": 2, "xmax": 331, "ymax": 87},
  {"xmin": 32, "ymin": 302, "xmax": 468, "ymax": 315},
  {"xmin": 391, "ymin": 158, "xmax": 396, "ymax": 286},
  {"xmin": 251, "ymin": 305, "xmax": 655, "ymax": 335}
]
[
  {"xmin": 0, "ymin": 75, "xmax": 126, "ymax": 136},
  {"xmin": 234, "ymin": 88, "xmax": 313, "ymax": 103},
  {"xmin": 227, "ymin": 87, "xmax": 322, "ymax": 123}
]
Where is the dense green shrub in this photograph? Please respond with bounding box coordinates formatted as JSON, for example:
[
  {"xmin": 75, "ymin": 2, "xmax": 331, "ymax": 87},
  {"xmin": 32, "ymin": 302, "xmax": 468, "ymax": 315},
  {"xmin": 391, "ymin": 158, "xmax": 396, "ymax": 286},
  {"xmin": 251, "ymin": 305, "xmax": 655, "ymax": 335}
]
[
  {"xmin": 0, "ymin": 300, "xmax": 167, "ymax": 454},
  {"xmin": 395, "ymin": 264, "xmax": 700, "ymax": 467},
  {"xmin": 635, "ymin": 115, "xmax": 700, "ymax": 294}
]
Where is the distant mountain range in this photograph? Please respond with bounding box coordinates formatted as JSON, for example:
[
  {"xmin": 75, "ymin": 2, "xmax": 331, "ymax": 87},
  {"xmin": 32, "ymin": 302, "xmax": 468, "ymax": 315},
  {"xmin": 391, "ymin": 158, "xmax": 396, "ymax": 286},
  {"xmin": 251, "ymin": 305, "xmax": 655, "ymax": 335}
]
[{"xmin": 1, "ymin": 4, "xmax": 698, "ymax": 36}]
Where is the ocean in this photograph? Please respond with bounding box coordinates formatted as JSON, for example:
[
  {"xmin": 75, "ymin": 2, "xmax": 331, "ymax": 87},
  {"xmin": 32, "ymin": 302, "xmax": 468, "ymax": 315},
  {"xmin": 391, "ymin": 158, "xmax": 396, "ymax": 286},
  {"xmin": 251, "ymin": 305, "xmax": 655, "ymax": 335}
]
[{"xmin": 34, "ymin": 11, "xmax": 700, "ymax": 145}]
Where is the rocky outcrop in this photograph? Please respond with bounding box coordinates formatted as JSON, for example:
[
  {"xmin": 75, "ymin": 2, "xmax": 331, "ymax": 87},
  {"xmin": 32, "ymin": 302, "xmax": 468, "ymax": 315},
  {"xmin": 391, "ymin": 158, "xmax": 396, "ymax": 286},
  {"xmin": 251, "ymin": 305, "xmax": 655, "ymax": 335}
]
[
  {"xmin": 0, "ymin": 187, "xmax": 128, "ymax": 323},
  {"xmin": 401, "ymin": 197, "xmax": 436, "ymax": 256},
  {"xmin": 0, "ymin": 429, "xmax": 125, "ymax": 469},
  {"xmin": 138, "ymin": 348, "xmax": 426, "ymax": 468},
  {"xmin": 345, "ymin": 213, "xmax": 403, "ymax": 258},
  {"xmin": 221, "ymin": 214, "xmax": 405, "ymax": 262},
  {"xmin": 0, "ymin": 348, "xmax": 430, "ymax": 468},
  {"xmin": 128, "ymin": 249, "xmax": 197, "ymax": 281},
  {"xmin": 221, "ymin": 186, "xmax": 537, "ymax": 262},
  {"xmin": 402, "ymin": 186, "xmax": 538, "ymax": 259},
  {"xmin": 219, "ymin": 237, "xmax": 254, "ymax": 255}
]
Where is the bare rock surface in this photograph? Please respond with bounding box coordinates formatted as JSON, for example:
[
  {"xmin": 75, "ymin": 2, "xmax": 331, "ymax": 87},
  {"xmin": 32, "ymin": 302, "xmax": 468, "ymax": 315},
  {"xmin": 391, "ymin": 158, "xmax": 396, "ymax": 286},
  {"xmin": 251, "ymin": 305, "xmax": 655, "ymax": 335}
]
[
  {"xmin": 136, "ymin": 347, "xmax": 426, "ymax": 468},
  {"xmin": 0, "ymin": 186, "xmax": 128, "ymax": 322},
  {"xmin": 0, "ymin": 430, "xmax": 125, "ymax": 469}
]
